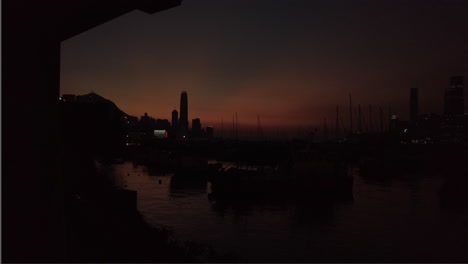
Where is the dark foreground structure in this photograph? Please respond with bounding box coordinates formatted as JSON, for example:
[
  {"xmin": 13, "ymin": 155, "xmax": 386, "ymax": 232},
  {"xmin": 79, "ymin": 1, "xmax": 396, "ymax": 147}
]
[{"xmin": 2, "ymin": 0, "xmax": 182, "ymax": 262}]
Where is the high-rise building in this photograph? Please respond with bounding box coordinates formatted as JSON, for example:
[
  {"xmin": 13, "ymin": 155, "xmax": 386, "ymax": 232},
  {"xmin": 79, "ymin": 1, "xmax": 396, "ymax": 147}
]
[
  {"xmin": 410, "ymin": 88, "xmax": 418, "ymax": 122},
  {"xmin": 444, "ymin": 76, "xmax": 464, "ymax": 116},
  {"xmin": 180, "ymin": 91, "xmax": 188, "ymax": 134},
  {"xmin": 155, "ymin": 119, "xmax": 170, "ymax": 130},
  {"xmin": 171, "ymin": 109, "xmax": 178, "ymax": 128},
  {"xmin": 192, "ymin": 118, "xmax": 201, "ymax": 136},
  {"xmin": 140, "ymin": 112, "xmax": 153, "ymax": 136}
]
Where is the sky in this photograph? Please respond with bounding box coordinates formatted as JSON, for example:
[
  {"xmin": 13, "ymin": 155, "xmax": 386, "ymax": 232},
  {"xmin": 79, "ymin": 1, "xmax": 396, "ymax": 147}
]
[{"xmin": 61, "ymin": 0, "xmax": 468, "ymax": 130}]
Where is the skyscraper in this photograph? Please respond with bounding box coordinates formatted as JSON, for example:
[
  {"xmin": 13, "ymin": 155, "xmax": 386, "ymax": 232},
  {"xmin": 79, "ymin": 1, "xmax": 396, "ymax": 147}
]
[
  {"xmin": 410, "ymin": 88, "xmax": 418, "ymax": 122},
  {"xmin": 444, "ymin": 76, "xmax": 464, "ymax": 116},
  {"xmin": 192, "ymin": 118, "xmax": 201, "ymax": 137},
  {"xmin": 180, "ymin": 91, "xmax": 188, "ymax": 134},
  {"xmin": 171, "ymin": 109, "xmax": 178, "ymax": 128}
]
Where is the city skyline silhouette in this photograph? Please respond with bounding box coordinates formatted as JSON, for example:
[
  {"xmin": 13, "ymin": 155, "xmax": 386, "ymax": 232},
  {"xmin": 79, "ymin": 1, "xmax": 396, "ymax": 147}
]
[
  {"xmin": 60, "ymin": 0, "xmax": 468, "ymax": 128},
  {"xmin": 3, "ymin": 0, "xmax": 468, "ymax": 263}
]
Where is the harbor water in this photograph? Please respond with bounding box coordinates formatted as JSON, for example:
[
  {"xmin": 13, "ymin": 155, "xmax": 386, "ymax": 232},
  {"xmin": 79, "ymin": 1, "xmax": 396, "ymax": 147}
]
[{"xmin": 102, "ymin": 162, "xmax": 468, "ymax": 262}]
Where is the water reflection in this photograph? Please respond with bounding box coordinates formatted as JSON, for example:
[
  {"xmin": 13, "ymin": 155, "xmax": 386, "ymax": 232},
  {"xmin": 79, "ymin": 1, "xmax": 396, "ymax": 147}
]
[
  {"xmin": 169, "ymin": 174, "xmax": 207, "ymax": 194},
  {"xmin": 146, "ymin": 165, "xmax": 172, "ymax": 177},
  {"xmin": 439, "ymin": 173, "xmax": 468, "ymax": 212},
  {"xmin": 106, "ymin": 162, "xmax": 468, "ymax": 262}
]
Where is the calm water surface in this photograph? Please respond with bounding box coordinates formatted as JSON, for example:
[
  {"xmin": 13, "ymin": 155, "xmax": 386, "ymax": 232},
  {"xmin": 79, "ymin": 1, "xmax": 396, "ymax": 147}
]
[{"xmin": 103, "ymin": 162, "xmax": 468, "ymax": 262}]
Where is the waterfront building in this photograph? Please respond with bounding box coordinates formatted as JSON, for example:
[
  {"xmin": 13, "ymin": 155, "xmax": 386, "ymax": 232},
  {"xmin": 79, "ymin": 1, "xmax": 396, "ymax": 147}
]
[
  {"xmin": 180, "ymin": 91, "xmax": 188, "ymax": 135},
  {"xmin": 155, "ymin": 119, "xmax": 170, "ymax": 130},
  {"xmin": 171, "ymin": 109, "xmax": 178, "ymax": 128},
  {"xmin": 192, "ymin": 118, "xmax": 201, "ymax": 137},
  {"xmin": 444, "ymin": 76, "xmax": 464, "ymax": 116},
  {"xmin": 410, "ymin": 88, "xmax": 418, "ymax": 122}
]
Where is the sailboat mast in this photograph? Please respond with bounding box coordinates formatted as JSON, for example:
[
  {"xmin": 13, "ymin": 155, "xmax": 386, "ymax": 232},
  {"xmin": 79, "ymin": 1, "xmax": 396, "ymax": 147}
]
[
  {"xmin": 221, "ymin": 118, "xmax": 224, "ymax": 138},
  {"xmin": 336, "ymin": 105, "xmax": 339, "ymax": 140},
  {"xmin": 323, "ymin": 117, "xmax": 328, "ymax": 141},
  {"xmin": 257, "ymin": 115, "xmax": 262, "ymax": 141},
  {"xmin": 235, "ymin": 112, "xmax": 238, "ymax": 140},
  {"xmin": 380, "ymin": 107, "xmax": 383, "ymax": 133},
  {"xmin": 349, "ymin": 94, "xmax": 353, "ymax": 134},
  {"xmin": 388, "ymin": 106, "xmax": 391, "ymax": 132},
  {"xmin": 358, "ymin": 104, "xmax": 362, "ymax": 133}
]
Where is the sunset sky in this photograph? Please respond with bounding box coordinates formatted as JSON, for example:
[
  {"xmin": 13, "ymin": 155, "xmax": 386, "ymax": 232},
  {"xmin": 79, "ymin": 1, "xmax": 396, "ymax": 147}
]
[{"xmin": 60, "ymin": 0, "xmax": 468, "ymax": 130}]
